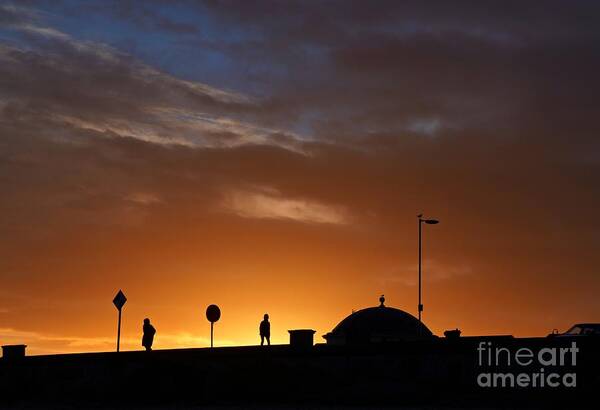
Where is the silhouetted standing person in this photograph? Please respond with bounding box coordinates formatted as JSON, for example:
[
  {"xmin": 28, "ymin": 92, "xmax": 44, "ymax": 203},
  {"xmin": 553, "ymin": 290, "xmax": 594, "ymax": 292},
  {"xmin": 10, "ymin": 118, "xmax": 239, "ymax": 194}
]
[
  {"xmin": 260, "ymin": 313, "xmax": 270, "ymax": 346},
  {"xmin": 142, "ymin": 318, "xmax": 156, "ymax": 351}
]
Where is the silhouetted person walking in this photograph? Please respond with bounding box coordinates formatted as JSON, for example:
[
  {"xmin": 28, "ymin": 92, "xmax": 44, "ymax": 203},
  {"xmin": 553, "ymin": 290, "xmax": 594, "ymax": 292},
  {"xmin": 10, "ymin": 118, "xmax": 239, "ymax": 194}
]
[
  {"xmin": 142, "ymin": 318, "xmax": 156, "ymax": 351},
  {"xmin": 260, "ymin": 313, "xmax": 270, "ymax": 346}
]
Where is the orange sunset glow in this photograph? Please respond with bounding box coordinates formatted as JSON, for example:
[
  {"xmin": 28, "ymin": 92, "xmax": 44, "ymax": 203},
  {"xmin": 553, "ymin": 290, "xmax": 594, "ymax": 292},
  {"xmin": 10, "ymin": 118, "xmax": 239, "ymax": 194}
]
[{"xmin": 1, "ymin": 1, "xmax": 600, "ymax": 356}]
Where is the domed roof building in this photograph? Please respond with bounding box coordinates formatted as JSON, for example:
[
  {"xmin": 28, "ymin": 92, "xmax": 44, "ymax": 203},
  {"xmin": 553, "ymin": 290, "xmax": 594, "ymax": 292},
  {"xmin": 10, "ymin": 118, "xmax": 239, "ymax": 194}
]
[{"xmin": 323, "ymin": 296, "xmax": 434, "ymax": 345}]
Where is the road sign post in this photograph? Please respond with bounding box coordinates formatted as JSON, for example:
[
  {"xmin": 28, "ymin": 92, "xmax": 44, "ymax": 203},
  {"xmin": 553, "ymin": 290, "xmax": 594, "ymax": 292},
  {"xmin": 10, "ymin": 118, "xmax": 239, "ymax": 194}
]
[
  {"xmin": 112, "ymin": 290, "xmax": 127, "ymax": 352},
  {"xmin": 205, "ymin": 304, "xmax": 221, "ymax": 348}
]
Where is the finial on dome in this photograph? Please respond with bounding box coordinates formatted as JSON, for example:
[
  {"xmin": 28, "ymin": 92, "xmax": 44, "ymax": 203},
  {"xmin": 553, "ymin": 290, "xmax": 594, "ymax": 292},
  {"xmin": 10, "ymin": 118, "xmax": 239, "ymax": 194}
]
[{"xmin": 379, "ymin": 294, "xmax": 385, "ymax": 307}]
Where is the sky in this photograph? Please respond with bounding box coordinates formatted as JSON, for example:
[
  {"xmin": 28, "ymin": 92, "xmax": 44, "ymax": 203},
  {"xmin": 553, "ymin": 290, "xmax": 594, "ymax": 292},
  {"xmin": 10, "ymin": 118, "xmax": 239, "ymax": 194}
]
[{"xmin": 1, "ymin": 0, "xmax": 600, "ymax": 355}]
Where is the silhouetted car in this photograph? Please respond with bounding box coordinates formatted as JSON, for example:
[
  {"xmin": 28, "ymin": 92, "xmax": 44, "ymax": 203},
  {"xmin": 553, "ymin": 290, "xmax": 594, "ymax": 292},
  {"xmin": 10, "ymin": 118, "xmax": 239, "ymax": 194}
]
[{"xmin": 548, "ymin": 323, "xmax": 600, "ymax": 338}]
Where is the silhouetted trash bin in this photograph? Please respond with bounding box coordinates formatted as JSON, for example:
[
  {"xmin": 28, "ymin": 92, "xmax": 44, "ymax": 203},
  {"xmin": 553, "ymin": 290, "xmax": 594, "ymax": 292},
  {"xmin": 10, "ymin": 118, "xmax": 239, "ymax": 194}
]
[
  {"xmin": 444, "ymin": 329, "xmax": 461, "ymax": 339},
  {"xmin": 288, "ymin": 329, "xmax": 316, "ymax": 349},
  {"xmin": 2, "ymin": 344, "xmax": 26, "ymax": 360}
]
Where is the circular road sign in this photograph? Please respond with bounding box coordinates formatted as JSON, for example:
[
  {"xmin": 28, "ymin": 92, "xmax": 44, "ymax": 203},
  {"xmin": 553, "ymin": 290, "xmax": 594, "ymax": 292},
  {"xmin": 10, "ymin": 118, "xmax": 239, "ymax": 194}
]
[{"xmin": 206, "ymin": 304, "xmax": 221, "ymax": 323}]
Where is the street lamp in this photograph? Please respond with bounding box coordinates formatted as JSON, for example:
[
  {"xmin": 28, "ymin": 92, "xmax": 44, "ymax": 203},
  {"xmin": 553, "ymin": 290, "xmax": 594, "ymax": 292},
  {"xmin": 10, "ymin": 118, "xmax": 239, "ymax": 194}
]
[{"xmin": 418, "ymin": 214, "xmax": 439, "ymax": 332}]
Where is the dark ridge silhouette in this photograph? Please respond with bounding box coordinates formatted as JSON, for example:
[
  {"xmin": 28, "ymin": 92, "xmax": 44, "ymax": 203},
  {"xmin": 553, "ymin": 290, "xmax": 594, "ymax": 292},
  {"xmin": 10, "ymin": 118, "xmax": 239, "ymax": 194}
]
[{"xmin": 1, "ymin": 337, "xmax": 597, "ymax": 407}]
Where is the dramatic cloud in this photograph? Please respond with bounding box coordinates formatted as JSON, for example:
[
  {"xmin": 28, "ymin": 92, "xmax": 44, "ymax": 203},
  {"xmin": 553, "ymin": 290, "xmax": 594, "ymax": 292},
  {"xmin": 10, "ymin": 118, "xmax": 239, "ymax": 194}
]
[
  {"xmin": 221, "ymin": 186, "xmax": 349, "ymax": 225},
  {"xmin": 0, "ymin": 7, "xmax": 304, "ymax": 153}
]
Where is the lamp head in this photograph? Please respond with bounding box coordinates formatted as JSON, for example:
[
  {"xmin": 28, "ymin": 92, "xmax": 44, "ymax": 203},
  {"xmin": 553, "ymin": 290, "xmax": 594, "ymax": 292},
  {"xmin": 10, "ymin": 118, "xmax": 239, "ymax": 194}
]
[{"xmin": 425, "ymin": 219, "xmax": 439, "ymax": 224}]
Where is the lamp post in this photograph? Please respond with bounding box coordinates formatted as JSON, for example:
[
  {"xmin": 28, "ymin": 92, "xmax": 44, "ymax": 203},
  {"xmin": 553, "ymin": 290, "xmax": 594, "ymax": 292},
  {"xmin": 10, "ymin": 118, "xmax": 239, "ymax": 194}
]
[{"xmin": 418, "ymin": 214, "xmax": 439, "ymax": 331}]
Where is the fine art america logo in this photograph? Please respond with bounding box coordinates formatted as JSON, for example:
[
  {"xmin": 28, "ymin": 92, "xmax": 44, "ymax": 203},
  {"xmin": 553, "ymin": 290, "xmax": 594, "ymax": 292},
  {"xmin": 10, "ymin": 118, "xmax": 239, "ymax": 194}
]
[{"xmin": 476, "ymin": 341, "xmax": 578, "ymax": 388}]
